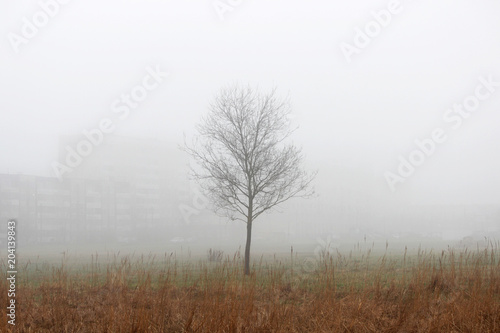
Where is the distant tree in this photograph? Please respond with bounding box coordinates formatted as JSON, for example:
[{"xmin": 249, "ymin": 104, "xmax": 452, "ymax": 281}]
[{"xmin": 184, "ymin": 85, "xmax": 316, "ymax": 275}]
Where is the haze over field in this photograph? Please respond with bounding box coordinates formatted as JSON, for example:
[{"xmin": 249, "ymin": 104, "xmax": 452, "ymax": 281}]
[{"xmin": 1, "ymin": 0, "xmax": 500, "ymax": 252}]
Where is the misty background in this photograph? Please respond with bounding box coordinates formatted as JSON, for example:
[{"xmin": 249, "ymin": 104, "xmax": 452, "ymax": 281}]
[{"xmin": 1, "ymin": 0, "xmax": 500, "ymax": 254}]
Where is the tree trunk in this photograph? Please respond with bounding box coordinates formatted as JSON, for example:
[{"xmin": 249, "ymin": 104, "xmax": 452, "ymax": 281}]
[{"xmin": 244, "ymin": 216, "xmax": 252, "ymax": 275}]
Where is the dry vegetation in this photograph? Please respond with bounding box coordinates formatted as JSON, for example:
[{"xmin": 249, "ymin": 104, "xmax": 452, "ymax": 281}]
[{"xmin": 1, "ymin": 242, "xmax": 500, "ymax": 332}]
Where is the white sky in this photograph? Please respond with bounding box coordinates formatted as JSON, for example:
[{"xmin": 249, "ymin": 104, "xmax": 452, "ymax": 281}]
[{"xmin": 1, "ymin": 0, "xmax": 500, "ymax": 206}]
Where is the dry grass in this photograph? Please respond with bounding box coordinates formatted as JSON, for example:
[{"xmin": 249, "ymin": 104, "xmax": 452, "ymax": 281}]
[{"xmin": 1, "ymin": 243, "xmax": 500, "ymax": 332}]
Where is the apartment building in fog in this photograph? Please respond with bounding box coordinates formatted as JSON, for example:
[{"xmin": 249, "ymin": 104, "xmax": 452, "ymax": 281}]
[{"xmin": 0, "ymin": 135, "xmax": 201, "ymax": 243}]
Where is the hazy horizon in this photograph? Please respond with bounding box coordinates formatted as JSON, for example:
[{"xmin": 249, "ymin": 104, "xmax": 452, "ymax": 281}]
[{"xmin": 1, "ymin": 1, "xmax": 500, "ymax": 249}]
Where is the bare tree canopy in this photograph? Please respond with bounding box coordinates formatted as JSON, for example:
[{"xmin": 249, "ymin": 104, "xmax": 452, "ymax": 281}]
[{"xmin": 184, "ymin": 85, "xmax": 316, "ymax": 274}]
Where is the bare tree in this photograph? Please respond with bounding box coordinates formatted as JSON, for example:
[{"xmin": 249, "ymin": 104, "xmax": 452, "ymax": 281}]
[{"xmin": 184, "ymin": 85, "xmax": 316, "ymax": 275}]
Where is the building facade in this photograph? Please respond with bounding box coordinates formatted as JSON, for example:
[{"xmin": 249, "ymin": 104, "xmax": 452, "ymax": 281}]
[{"xmin": 0, "ymin": 135, "xmax": 199, "ymax": 244}]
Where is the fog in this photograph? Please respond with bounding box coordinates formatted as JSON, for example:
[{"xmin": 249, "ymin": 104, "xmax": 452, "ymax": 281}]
[{"xmin": 1, "ymin": 0, "xmax": 500, "ymax": 256}]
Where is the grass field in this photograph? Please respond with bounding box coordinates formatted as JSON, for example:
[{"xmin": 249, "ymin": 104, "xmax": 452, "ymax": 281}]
[{"xmin": 1, "ymin": 241, "xmax": 500, "ymax": 332}]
